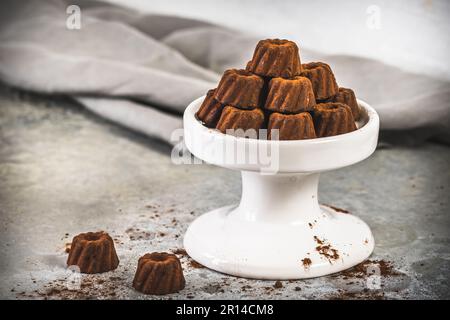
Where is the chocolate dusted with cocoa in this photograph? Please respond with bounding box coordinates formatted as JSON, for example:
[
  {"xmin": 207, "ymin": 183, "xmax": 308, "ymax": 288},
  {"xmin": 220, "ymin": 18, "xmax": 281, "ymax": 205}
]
[
  {"xmin": 67, "ymin": 231, "xmax": 119, "ymax": 274},
  {"xmin": 215, "ymin": 69, "xmax": 264, "ymax": 109},
  {"xmin": 196, "ymin": 89, "xmax": 225, "ymax": 127},
  {"xmin": 132, "ymin": 252, "xmax": 185, "ymax": 295},
  {"xmin": 312, "ymin": 102, "xmax": 357, "ymax": 137},
  {"xmin": 246, "ymin": 39, "xmax": 302, "ymax": 78},
  {"xmin": 268, "ymin": 112, "xmax": 316, "ymax": 140},
  {"xmin": 216, "ymin": 106, "xmax": 265, "ymax": 136},
  {"xmin": 265, "ymin": 76, "xmax": 315, "ymax": 113},
  {"xmin": 301, "ymin": 62, "xmax": 339, "ymax": 100}
]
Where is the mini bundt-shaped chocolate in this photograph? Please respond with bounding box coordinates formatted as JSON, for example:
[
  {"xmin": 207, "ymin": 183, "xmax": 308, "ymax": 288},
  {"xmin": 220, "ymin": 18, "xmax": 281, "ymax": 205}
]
[
  {"xmin": 196, "ymin": 89, "xmax": 225, "ymax": 127},
  {"xmin": 265, "ymin": 76, "xmax": 315, "ymax": 113},
  {"xmin": 328, "ymin": 87, "xmax": 360, "ymax": 120},
  {"xmin": 216, "ymin": 106, "xmax": 264, "ymax": 136},
  {"xmin": 268, "ymin": 112, "xmax": 316, "ymax": 140},
  {"xmin": 132, "ymin": 252, "xmax": 185, "ymax": 295},
  {"xmin": 214, "ymin": 69, "xmax": 264, "ymax": 109},
  {"xmin": 301, "ymin": 62, "xmax": 338, "ymax": 100},
  {"xmin": 67, "ymin": 231, "xmax": 119, "ymax": 274},
  {"xmin": 246, "ymin": 39, "xmax": 302, "ymax": 78},
  {"xmin": 313, "ymin": 102, "xmax": 357, "ymax": 137}
]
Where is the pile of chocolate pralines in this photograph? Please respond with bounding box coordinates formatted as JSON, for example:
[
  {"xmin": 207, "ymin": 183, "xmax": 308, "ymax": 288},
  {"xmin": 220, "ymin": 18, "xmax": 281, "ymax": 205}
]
[{"xmin": 196, "ymin": 39, "xmax": 362, "ymax": 140}]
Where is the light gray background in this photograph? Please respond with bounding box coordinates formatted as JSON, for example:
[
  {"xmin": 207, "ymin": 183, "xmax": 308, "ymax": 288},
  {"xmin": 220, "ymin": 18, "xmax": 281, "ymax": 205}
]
[{"xmin": 105, "ymin": 0, "xmax": 450, "ymax": 80}]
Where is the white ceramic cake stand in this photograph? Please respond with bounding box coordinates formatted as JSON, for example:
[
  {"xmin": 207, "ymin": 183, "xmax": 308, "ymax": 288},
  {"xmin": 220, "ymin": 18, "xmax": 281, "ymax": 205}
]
[{"xmin": 183, "ymin": 96, "xmax": 379, "ymax": 279}]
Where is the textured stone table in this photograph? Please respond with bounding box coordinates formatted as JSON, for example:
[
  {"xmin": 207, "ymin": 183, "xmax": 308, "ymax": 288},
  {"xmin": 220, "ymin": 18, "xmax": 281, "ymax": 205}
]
[{"xmin": 0, "ymin": 84, "xmax": 448, "ymax": 299}]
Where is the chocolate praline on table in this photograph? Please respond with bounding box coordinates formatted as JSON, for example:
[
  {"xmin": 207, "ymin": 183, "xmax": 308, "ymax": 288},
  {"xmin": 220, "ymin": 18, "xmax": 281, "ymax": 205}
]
[
  {"xmin": 133, "ymin": 252, "xmax": 185, "ymax": 295},
  {"xmin": 67, "ymin": 231, "xmax": 119, "ymax": 274}
]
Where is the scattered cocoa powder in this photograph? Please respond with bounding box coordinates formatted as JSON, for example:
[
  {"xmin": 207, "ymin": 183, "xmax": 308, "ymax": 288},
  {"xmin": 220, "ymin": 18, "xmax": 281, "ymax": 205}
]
[
  {"xmin": 20, "ymin": 276, "xmax": 125, "ymax": 300},
  {"xmin": 313, "ymin": 236, "xmax": 339, "ymax": 262},
  {"xmin": 316, "ymin": 245, "xmax": 339, "ymax": 261},
  {"xmin": 327, "ymin": 290, "xmax": 385, "ymax": 300},
  {"xmin": 273, "ymin": 281, "xmax": 283, "ymax": 289},
  {"xmin": 337, "ymin": 259, "xmax": 402, "ymax": 278},
  {"xmin": 125, "ymin": 228, "xmax": 152, "ymax": 241},
  {"xmin": 46, "ymin": 288, "xmax": 61, "ymax": 295},
  {"xmin": 241, "ymin": 285, "xmax": 252, "ymax": 291},
  {"xmin": 313, "ymin": 236, "xmax": 323, "ymax": 245},
  {"xmin": 170, "ymin": 247, "xmax": 205, "ymax": 269},
  {"xmin": 325, "ymin": 204, "xmax": 350, "ymax": 214},
  {"xmin": 302, "ymin": 258, "xmax": 312, "ymax": 269},
  {"xmin": 61, "ymin": 233, "xmax": 70, "ymax": 240},
  {"xmin": 172, "ymin": 248, "xmax": 188, "ymax": 256},
  {"xmin": 189, "ymin": 260, "xmax": 205, "ymax": 269}
]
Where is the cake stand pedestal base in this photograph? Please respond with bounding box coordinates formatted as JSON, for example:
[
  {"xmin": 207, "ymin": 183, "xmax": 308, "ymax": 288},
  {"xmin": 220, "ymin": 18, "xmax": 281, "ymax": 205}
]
[{"xmin": 184, "ymin": 172, "xmax": 374, "ymax": 280}]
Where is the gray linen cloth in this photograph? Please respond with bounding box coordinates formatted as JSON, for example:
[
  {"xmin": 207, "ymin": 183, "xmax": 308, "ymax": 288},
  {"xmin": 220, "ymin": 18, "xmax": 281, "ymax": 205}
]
[{"xmin": 1, "ymin": 0, "xmax": 449, "ymax": 145}]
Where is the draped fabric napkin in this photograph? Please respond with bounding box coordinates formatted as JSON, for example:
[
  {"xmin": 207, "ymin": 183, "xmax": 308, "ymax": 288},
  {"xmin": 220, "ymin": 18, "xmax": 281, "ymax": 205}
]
[{"xmin": 1, "ymin": 0, "xmax": 449, "ymax": 145}]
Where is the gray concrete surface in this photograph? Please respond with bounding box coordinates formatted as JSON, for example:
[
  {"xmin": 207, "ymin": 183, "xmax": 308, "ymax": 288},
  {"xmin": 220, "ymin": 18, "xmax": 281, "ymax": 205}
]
[{"xmin": 0, "ymin": 84, "xmax": 449, "ymax": 299}]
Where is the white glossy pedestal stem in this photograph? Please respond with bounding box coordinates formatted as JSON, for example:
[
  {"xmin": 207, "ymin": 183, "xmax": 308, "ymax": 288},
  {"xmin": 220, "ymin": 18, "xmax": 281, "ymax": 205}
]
[
  {"xmin": 237, "ymin": 172, "xmax": 321, "ymax": 223},
  {"xmin": 183, "ymin": 96, "xmax": 380, "ymax": 279}
]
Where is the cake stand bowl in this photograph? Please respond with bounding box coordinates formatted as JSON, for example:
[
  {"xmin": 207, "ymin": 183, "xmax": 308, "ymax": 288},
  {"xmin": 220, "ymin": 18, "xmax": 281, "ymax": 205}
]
[{"xmin": 183, "ymin": 96, "xmax": 380, "ymax": 279}]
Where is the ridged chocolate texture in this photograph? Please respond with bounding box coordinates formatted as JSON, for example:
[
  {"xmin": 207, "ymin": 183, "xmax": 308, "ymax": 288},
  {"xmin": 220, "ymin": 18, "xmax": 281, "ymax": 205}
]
[
  {"xmin": 132, "ymin": 252, "xmax": 185, "ymax": 295},
  {"xmin": 301, "ymin": 62, "xmax": 338, "ymax": 100},
  {"xmin": 268, "ymin": 112, "xmax": 316, "ymax": 140},
  {"xmin": 265, "ymin": 76, "xmax": 315, "ymax": 113},
  {"xmin": 246, "ymin": 39, "xmax": 302, "ymax": 78},
  {"xmin": 196, "ymin": 89, "xmax": 224, "ymax": 127},
  {"xmin": 216, "ymin": 106, "xmax": 264, "ymax": 136},
  {"xmin": 214, "ymin": 69, "xmax": 264, "ymax": 109},
  {"xmin": 328, "ymin": 87, "xmax": 360, "ymax": 120},
  {"xmin": 67, "ymin": 231, "xmax": 119, "ymax": 274},
  {"xmin": 313, "ymin": 102, "xmax": 357, "ymax": 137}
]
